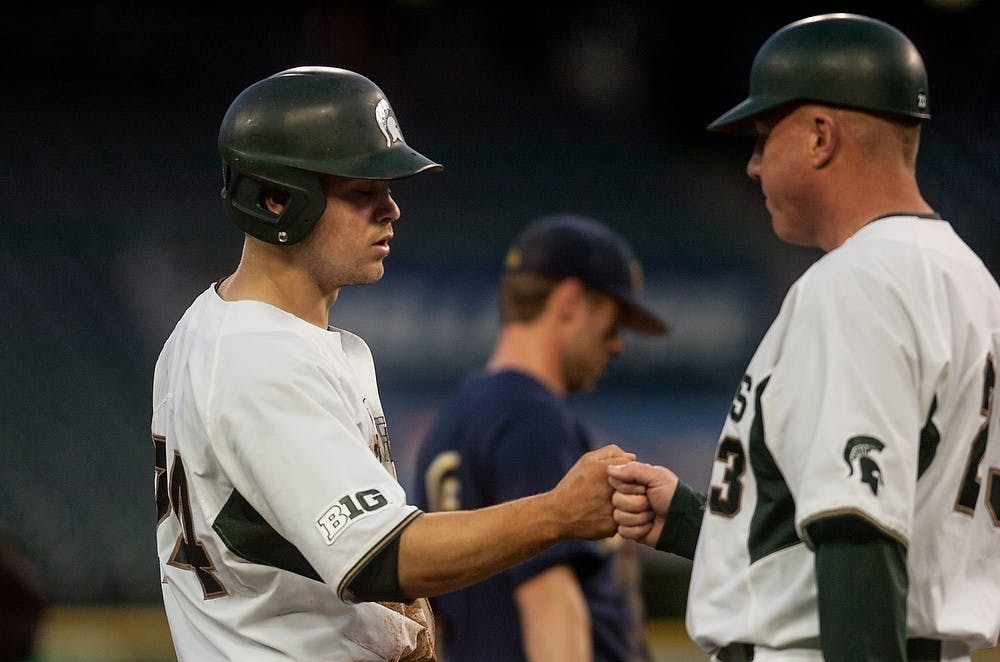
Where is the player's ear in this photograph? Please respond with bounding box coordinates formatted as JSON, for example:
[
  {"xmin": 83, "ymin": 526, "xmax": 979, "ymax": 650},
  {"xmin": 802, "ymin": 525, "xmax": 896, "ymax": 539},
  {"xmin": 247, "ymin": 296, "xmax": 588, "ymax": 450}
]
[
  {"xmin": 549, "ymin": 278, "xmax": 586, "ymax": 322},
  {"xmin": 809, "ymin": 109, "xmax": 839, "ymax": 168},
  {"xmin": 262, "ymin": 187, "xmax": 289, "ymax": 214}
]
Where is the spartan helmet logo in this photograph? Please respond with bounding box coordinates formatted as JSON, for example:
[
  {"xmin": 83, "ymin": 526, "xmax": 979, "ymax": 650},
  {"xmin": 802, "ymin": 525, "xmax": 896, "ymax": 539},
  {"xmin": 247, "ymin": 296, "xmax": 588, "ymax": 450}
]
[
  {"xmin": 374, "ymin": 98, "xmax": 404, "ymax": 147},
  {"xmin": 843, "ymin": 436, "xmax": 886, "ymax": 496}
]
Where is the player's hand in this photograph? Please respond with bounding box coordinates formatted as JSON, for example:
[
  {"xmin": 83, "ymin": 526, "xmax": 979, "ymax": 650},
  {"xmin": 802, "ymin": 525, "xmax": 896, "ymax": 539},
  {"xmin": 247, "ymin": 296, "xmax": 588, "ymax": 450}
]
[
  {"xmin": 550, "ymin": 444, "xmax": 636, "ymax": 541},
  {"xmin": 607, "ymin": 461, "xmax": 678, "ymax": 547}
]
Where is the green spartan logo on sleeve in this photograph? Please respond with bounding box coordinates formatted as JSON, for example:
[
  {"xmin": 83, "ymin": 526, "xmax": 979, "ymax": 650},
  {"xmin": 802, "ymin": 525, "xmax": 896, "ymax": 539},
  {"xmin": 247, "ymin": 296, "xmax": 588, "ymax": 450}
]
[{"xmin": 843, "ymin": 436, "xmax": 886, "ymax": 495}]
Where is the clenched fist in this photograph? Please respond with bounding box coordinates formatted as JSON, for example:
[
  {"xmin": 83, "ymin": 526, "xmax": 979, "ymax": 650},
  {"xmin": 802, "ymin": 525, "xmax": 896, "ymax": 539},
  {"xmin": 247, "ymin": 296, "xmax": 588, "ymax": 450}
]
[
  {"xmin": 549, "ymin": 444, "xmax": 636, "ymax": 540},
  {"xmin": 607, "ymin": 461, "xmax": 679, "ymax": 547}
]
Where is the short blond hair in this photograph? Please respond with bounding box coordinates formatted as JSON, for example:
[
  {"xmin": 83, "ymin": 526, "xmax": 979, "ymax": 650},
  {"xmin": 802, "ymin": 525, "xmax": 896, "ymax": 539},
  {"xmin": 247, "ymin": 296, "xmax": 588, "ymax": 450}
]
[
  {"xmin": 498, "ymin": 273, "xmax": 559, "ymax": 324},
  {"xmin": 498, "ymin": 273, "xmax": 611, "ymax": 325},
  {"xmin": 837, "ymin": 107, "xmax": 921, "ymax": 168}
]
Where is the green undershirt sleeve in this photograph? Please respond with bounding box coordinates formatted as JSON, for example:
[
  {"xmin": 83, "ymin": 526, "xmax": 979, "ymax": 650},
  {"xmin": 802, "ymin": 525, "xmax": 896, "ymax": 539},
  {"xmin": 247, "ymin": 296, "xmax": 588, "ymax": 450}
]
[
  {"xmin": 808, "ymin": 515, "xmax": 908, "ymax": 661},
  {"xmin": 654, "ymin": 481, "xmax": 706, "ymax": 560},
  {"xmin": 346, "ymin": 534, "xmax": 407, "ymax": 603}
]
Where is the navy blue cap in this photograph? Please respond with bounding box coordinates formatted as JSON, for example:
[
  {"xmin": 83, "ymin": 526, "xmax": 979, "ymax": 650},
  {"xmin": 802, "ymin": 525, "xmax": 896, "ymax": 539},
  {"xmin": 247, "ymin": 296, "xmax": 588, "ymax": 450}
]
[{"xmin": 503, "ymin": 214, "xmax": 669, "ymax": 335}]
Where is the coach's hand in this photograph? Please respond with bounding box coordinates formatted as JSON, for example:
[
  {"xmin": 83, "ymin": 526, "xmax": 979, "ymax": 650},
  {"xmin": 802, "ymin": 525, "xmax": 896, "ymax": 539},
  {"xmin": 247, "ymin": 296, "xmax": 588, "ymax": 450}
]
[
  {"xmin": 549, "ymin": 444, "xmax": 635, "ymax": 541},
  {"xmin": 608, "ymin": 461, "xmax": 678, "ymax": 547}
]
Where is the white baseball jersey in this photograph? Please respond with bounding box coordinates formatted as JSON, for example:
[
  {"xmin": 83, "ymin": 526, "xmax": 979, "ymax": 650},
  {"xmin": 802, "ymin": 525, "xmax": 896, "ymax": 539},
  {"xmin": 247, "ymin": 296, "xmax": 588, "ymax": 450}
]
[
  {"xmin": 151, "ymin": 285, "xmax": 434, "ymax": 661},
  {"xmin": 687, "ymin": 216, "xmax": 1000, "ymax": 658}
]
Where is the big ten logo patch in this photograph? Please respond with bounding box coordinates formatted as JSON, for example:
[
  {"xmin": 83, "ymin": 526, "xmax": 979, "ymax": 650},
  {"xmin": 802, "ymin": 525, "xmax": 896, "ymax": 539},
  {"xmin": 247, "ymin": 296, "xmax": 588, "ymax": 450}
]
[{"xmin": 316, "ymin": 489, "xmax": 389, "ymax": 545}]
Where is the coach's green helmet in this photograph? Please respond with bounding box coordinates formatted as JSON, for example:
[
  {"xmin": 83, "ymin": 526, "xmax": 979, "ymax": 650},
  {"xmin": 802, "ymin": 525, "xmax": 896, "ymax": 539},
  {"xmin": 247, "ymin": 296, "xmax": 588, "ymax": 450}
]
[
  {"xmin": 219, "ymin": 66, "xmax": 443, "ymax": 244},
  {"xmin": 708, "ymin": 13, "xmax": 930, "ymax": 134}
]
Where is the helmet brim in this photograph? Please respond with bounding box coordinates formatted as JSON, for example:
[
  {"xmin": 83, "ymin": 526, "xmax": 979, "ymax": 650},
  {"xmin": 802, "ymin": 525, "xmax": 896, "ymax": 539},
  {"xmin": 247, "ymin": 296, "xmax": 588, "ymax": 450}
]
[
  {"xmin": 707, "ymin": 95, "xmax": 792, "ymax": 134},
  {"xmin": 322, "ymin": 143, "xmax": 444, "ymax": 180}
]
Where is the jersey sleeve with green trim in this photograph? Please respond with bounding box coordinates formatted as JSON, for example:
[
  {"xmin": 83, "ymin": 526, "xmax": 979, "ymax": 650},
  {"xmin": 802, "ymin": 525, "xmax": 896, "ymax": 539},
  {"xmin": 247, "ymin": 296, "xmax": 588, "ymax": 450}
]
[{"xmin": 766, "ymin": 240, "xmax": 923, "ymax": 546}]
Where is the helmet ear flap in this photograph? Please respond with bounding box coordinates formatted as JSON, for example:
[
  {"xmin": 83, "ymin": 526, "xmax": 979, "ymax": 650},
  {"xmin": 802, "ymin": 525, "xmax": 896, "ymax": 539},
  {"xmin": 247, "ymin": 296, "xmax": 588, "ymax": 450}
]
[{"xmin": 222, "ymin": 163, "xmax": 327, "ymax": 245}]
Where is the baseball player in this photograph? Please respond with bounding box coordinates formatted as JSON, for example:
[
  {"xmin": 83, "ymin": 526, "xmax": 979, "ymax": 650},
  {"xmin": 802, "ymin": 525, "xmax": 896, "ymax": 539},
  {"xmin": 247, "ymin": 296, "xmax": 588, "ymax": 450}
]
[
  {"xmin": 608, "ymin": 14, "xmax": 1000, "ymax": 661},
  {"xmin": 151, "ymin": 66, "xmax": 633, "ymax": 661},
  {"xmin": 414, "ymin": 214, "xmax": 667, "ymax": 662}
]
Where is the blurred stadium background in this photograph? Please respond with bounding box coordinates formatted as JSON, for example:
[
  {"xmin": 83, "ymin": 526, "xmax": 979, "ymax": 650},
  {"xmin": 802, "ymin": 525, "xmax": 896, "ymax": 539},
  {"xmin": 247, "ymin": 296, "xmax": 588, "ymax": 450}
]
[{"xmin": 2, "ymin": 1, "xmax": 997, "ymax": 659}]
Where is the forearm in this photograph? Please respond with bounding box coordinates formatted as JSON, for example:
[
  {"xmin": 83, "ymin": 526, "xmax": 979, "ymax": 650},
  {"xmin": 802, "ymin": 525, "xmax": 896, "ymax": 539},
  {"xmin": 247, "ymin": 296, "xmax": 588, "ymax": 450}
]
[
  {"xmin": 516, "ymin": 565, "xmax": 591, "ymax": 662},
  {"xmin": 397, "ymin": 492, "xmax": 564, "ymax": 598},
  {"xmin": 398, "ymin": 443, "xmax": 628, "ymax": 598}
]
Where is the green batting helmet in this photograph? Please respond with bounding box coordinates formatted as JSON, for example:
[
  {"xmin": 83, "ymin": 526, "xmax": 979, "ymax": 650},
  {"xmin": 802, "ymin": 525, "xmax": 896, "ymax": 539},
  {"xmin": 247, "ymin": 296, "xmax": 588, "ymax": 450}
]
[
  {"xmin": 218, "ymin": 66, "xmax": 443, "ymax": 245},
  {"xmin": 708, "ymin": 13, "xmax": 930, "ymax": 134}
]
